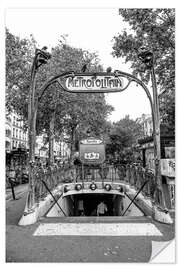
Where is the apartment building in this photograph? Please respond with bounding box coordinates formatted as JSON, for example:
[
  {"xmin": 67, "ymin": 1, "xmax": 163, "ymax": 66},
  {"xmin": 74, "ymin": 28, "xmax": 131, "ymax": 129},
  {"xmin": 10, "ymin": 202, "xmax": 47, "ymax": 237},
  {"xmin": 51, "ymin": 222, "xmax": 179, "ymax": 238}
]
[{"xmin": 11, "ymin": 111, "xmax": 28, "ymax": 150}]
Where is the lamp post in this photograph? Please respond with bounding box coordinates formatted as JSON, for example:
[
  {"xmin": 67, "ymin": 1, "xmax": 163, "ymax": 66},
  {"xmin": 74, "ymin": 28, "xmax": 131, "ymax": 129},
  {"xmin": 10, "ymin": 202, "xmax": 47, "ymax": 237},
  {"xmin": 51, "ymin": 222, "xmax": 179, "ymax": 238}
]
[
  {"xmin": 138, "ymin": 47, "xmax": 166, "ymax": 208},
  {"xmin": 28, "ymin": 48, "xmax": 51, "ymax": 210}
]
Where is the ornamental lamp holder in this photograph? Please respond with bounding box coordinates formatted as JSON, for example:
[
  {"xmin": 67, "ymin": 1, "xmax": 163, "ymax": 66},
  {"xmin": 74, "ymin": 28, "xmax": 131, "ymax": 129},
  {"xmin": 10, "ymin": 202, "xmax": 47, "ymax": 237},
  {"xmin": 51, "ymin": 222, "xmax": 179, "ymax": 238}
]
[
  {"xmin": 104, "ymin": 184, "xmax": 111, "ymax": 191},
  {"xmin": 137, "ymin": 47, "xmax": 154, "ymax": 69},
  {"xmin": 35, "ymin": 48, "xmax": 51, "ymax": 70},
  {"xmin": 90, "ymin": 182, "xmax": 97, "ymax": 191},
  {"xmin": 75, "ymin": 183, "xmax": 82, "ymax": 191}
]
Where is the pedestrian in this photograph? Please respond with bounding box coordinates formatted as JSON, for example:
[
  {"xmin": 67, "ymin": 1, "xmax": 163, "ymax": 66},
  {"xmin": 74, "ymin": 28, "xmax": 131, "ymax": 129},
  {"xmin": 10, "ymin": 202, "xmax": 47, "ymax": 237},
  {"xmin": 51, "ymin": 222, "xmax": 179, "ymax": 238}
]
[
  {"xmin": 78, "ymin": 200, "xmax": 84, "ymax": 216},
  {"xmin": 97, "ymin": 201, "xmax": 107, "ymax": 216}
]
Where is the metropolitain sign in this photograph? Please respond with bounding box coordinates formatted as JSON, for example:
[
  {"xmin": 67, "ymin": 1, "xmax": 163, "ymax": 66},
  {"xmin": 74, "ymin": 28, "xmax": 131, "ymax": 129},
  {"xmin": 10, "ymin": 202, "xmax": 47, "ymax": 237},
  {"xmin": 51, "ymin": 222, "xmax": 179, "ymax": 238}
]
[{"xmin": 63, "ymin": 74, "xmax": 124, "ymax": 93}]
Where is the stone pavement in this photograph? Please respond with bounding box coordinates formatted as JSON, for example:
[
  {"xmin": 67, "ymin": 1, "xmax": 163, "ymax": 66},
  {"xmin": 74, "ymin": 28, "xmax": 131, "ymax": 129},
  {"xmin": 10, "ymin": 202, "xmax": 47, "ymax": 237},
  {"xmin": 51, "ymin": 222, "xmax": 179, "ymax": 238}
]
[{"xmin": 6, "ymin": 183, "xmax": 175, "ymax": 263}]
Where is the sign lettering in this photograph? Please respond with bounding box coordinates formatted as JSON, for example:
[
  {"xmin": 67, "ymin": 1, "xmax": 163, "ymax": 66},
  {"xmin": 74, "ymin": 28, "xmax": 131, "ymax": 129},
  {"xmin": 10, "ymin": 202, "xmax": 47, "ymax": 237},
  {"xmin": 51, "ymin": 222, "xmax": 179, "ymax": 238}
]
[
  {"xmin": 65, "ymin": 75, "xmax": 124, "ymax": 92},
  {"xmin": 84, "ymin": 152, "xmax": 100, "ymax": 160},
  {"xmin": 81, "ymin": 139, "xmax": 103, "ymax": 145}
]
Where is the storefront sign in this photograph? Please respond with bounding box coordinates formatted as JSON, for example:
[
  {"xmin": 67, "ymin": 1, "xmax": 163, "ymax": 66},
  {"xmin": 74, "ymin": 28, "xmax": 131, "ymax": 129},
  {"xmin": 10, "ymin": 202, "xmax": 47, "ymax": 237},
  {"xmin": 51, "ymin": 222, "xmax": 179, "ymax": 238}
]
[{"xmin": 161, "ymin": 159, "xmax": 175, "ymax": 177}]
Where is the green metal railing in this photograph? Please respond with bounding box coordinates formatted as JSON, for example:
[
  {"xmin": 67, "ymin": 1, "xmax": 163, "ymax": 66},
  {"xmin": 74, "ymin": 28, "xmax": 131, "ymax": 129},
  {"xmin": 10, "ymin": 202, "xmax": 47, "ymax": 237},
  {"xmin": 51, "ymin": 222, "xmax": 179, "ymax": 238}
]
[
  {"xmin": 31, "ymin": 162, "xmax": 165, "ymax": 211},
  {"xmin": 33, "ymin": 164, "xmax": 76, "ymax": 202}
]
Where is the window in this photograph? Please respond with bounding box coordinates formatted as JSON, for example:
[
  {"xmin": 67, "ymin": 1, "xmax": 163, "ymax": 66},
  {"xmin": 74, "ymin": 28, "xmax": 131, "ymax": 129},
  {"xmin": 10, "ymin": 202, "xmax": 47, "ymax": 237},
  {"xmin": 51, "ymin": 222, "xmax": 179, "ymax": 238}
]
[
  {"xmin": 5, "ymin": 129, "xmax": 11, "ymax": 137},
  {"xmin": 16, "ymin": 129, "xmax": 18, "ymax": 138},
  {"xmin": 6, "ymin": 141, "xmax": 10, "ymax": 149},
  {"xmin": 13, "ymin": 128, "xmax": 15, "ymax": 137}
]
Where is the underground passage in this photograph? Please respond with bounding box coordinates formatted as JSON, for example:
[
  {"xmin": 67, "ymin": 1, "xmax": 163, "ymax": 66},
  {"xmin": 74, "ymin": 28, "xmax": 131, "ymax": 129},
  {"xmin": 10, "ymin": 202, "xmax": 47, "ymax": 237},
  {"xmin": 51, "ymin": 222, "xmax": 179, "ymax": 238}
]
[{"xmin": 46, "ymin": 193, "xmax": 145, "ymax": 218}]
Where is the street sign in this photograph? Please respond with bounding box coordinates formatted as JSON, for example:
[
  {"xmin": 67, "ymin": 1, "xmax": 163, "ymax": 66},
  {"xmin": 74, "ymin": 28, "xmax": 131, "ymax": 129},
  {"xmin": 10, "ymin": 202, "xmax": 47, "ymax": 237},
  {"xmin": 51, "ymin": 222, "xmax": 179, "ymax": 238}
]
[
  {"xmin": 79, "ymin": 138, "xmax": 105, "ymax": 164},
  {"xmin": 81, "ymin": 138, "xmax": 103, "ymax": 144},
  {"xmin": 58, "ymin": 73, "xmax": 124, "ymax": 93}
]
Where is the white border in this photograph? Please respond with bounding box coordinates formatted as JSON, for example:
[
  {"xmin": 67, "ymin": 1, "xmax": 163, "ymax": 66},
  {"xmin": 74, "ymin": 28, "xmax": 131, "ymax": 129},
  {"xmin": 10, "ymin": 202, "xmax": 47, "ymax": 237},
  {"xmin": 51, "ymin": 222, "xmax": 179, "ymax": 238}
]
[{"xmin": 1, "ymin": 0, "xmax": 179, "ymax": 269}]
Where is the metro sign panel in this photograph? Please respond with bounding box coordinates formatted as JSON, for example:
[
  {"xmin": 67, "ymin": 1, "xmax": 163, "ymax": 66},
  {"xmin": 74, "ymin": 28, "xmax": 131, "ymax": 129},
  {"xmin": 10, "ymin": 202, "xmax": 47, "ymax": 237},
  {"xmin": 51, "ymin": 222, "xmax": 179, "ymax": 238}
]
[
  {"xmin": 64, "ymin": 74, "xmax": 124, "ymax": 92},
  {"xmin": 79, "ymin": 138, "xmax": 105, "ymax": 164}
]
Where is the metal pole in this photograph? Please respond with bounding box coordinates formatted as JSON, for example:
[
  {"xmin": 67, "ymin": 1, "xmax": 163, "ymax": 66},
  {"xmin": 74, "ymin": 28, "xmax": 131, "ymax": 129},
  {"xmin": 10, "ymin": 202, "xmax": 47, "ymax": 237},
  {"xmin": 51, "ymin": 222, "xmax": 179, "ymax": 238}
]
[
  {"xmin": 27, "ymin": 49, "xmax": 51, "ymax": 211},
  {"xmin": 150, "ymin": 66, "xmax": 166, "ymax": 208},
  {"xmin": 27, "ymin": 59, "xmax": 36, "ymax": 209}
]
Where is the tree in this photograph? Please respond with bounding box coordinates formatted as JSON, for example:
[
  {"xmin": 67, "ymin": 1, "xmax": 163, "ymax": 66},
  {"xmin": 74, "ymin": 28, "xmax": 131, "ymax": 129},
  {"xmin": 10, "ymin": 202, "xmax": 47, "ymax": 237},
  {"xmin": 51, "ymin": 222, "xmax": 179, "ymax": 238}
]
[
  {"xmin": 6, "ymin": 30, "xmax": 114, "ymax": 161},
  {"xmin": 112, "ymin": 9, "xmax": 175, "ymax": 129},
  {"xmin": 6, "ymin": 28, "xmax": 36, "ymax": 123},
  {"xmin": 37, "ymin": 41, "xmax": 114, "ymax": 158},
  {"xmin": 106, "ymin": 115, "xmax": 143, "ymax": 158}
]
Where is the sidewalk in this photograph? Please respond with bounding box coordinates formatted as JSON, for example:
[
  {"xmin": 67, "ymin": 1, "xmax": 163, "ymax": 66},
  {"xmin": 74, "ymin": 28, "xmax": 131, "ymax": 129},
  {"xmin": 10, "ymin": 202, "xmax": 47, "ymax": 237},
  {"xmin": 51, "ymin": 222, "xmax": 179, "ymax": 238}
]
[{"xmin": 6, "ymin": 183, "xmax": 28, "ymax": 200}]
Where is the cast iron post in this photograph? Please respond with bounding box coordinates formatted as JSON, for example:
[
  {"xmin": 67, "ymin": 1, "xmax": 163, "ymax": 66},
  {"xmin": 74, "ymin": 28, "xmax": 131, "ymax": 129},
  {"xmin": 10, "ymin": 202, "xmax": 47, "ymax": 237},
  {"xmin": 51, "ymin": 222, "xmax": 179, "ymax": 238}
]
[
  {"xmin": 28, "ymin": 48, "xmax": 51, "ymax": 210},
  {"xmin": 138, "ymin": 47, "xmax": 166, "ymax": 208}
]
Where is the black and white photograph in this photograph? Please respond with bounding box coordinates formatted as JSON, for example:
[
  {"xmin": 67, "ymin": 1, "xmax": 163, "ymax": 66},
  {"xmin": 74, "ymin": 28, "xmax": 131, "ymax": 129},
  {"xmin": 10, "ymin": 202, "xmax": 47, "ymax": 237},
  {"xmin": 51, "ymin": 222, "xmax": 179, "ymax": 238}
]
[{"xmin": 4, "ymin": 3, "xmax": 175, "ymax": 263}]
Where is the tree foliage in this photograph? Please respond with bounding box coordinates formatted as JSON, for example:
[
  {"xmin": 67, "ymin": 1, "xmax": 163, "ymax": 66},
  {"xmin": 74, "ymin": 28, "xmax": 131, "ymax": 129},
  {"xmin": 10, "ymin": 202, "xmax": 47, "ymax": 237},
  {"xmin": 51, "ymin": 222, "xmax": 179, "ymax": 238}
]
[
  {"xmin": 112, "ymin": 9, "xmax": 175, "ymax": 128},
  {"xmin": 106, "ymin": 115, "xmax": 143, "ymax": 157},
  {"xmin": 6, "ymin": 30, "xmax": 114, "ymax": 155},
  {"xmin": 6, "ymin": 28, "xmax": 36, "ymax": 122},
  {"xmin": 36, "ymin": 41, "xmax": 114, "ymax": 154}
]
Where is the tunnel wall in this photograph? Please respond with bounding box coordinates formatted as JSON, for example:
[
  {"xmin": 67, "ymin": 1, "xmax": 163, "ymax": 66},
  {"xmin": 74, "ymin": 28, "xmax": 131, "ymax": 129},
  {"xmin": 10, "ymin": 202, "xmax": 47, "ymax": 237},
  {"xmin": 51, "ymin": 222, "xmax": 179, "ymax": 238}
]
[
  {"xmin": 46, "ymin": 193, "xmax": 144, "ymax": 217},
  {"xmin": 113, "ymin": 195, "xmax": 124, "ymax": 216},
  {"xmin": 123, "ymin": 195, "xmax": 144, "ymax": 216},
  {"xmin": 46, "ymin": 195, "xmax": 74, "ymax": 217}
]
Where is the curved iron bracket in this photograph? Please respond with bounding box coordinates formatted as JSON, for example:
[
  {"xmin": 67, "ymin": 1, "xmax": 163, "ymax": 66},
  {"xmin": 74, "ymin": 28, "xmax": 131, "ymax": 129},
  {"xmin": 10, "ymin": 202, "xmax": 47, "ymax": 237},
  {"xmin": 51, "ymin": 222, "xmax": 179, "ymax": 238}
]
[
  {"xmin": 37, "ymin": 70, "xmax": 152, "ymax": 104},
  {"xmin": 35, "ymin": 70, "xmax": 154, "ymax": 130}
]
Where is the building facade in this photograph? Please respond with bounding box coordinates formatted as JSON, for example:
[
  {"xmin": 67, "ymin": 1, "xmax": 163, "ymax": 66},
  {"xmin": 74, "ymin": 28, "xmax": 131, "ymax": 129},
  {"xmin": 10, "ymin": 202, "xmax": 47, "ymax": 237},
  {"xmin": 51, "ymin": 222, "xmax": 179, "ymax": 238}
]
[
  {"xmin": 11, "ymin": 111, "xmax": 28, "ymax": 150},
  {"xmin": 6, "ymin": 110, "xmax": 29, "ymax": 152},
  {"xmin": 137, "ymin": 113, "xmax": 153, "ymax": 138},
  {"xmin": 35, "ymin": 134, "xmax": 70, "ymax": 162},
  {"xmin": 5, "ymin": 113, "xmax": 12, "ymax": 153}
]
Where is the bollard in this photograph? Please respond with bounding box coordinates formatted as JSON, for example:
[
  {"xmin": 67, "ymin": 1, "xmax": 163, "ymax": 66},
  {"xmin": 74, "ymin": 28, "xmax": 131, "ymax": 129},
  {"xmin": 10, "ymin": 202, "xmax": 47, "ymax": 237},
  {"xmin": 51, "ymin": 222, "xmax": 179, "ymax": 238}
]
[{"xmin": 9, "ymin": 179, "xmax": 16, "ymax": 200}]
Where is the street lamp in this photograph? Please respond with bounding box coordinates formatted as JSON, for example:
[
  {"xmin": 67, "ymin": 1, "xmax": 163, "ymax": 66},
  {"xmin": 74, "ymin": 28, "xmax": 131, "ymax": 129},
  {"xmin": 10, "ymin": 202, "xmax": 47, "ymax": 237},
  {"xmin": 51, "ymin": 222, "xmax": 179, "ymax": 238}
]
[
  {"xmin": 138, "ymin": 47, "xmax": 166, "ymax": 208},
  {"xmin": 28, "ymin": 47, "xmax": 51, "ymax": 210}
]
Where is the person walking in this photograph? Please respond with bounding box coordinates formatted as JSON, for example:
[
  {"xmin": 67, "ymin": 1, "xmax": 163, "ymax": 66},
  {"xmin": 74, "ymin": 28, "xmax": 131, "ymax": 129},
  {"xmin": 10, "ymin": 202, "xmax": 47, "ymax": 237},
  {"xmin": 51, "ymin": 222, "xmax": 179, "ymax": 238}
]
[{"xmin": 97, "ymin": 201, "xmax": 107, "ymax": 216}]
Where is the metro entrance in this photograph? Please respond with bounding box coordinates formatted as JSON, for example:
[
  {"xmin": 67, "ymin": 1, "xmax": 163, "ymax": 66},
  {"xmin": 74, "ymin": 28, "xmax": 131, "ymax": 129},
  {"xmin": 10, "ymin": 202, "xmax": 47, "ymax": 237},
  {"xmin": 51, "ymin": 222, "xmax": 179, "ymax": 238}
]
[{"xmin": 19, "ymin": 47, "xmax": 173, "ymax": 226}]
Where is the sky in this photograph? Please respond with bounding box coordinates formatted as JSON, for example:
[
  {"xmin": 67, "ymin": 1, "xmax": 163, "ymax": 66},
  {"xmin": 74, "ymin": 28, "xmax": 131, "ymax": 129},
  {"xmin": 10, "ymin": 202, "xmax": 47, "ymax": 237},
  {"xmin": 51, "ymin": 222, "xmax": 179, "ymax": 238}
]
[{"xmin": 5, "ymin": 8, "xmax": 152, "ymax": 121}]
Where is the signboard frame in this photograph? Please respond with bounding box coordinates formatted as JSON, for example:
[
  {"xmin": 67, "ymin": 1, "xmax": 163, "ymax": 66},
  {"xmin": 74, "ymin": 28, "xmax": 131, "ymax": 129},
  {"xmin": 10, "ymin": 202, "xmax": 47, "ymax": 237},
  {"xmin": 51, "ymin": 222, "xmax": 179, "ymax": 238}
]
[
  {"xmin": 56, "ymin": 72, "xmax": 131, "ymax": 93},
  {"xmin": 79, "ymin": 138, "xmax": 105, "ymax": 165}
]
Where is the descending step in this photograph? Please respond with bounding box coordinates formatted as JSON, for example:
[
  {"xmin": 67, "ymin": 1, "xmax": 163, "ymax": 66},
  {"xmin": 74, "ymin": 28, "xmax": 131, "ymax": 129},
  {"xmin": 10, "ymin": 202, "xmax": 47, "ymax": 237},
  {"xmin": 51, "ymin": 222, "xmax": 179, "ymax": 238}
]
[{"xmin": 42, "ymin": 215, "xmax": 151, "ymax": 223}]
